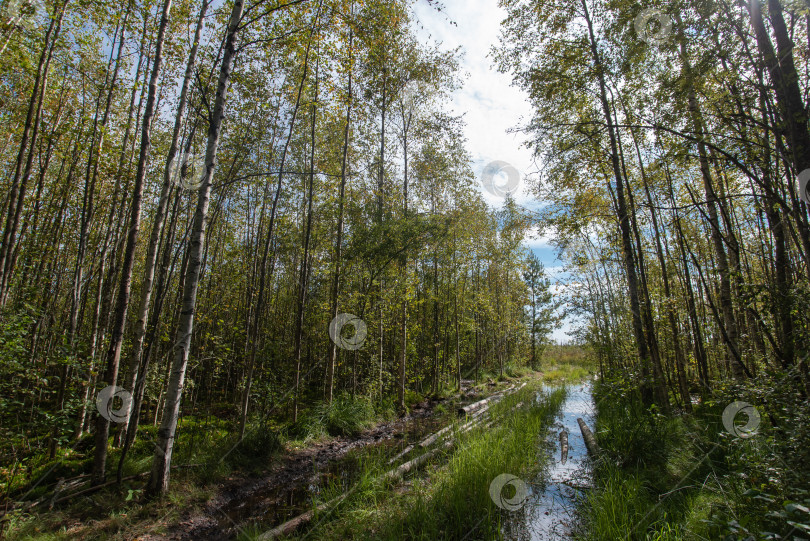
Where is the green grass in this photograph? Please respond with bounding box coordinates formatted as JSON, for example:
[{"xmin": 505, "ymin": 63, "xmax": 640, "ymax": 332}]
[
  {"xmin": 290, "ymin": 393, "xmax": 381, "ymax": 441},
  {"xmin": 3, "ymin": 356, "xmax": 595, "ymax": 540},
  {"xmin": 1, "ymin": 414, "xmax": 259, "ymax": 540},
  {"xmin": 577, "ymin": 372, "xmax": 810, "ymax": 541},
  {"xmin": 280, "ymin": 382, "xmax": 568, "ymax": 540}
]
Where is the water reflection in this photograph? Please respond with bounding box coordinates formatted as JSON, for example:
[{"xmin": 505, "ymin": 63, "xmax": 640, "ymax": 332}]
[{"xmin": 504, "ymin": 381, "xmax": 594, "ymax": 540}]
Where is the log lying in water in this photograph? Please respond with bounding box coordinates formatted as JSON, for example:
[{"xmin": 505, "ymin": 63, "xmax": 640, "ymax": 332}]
[
  {"xmin": 560, "ymin": 429, "xmax": 569, "ymax": 464},
  {"xmin": 383, "ymin": 439, "xmax": 454, "ymax": 482},
  {"xmin": 387, "ymin": 443, "xmax": 415, "ymax": 465},
  {"xmin": 416, "ymin": 405, "xmax": 486, "ymax": 452},
  {"xmin": 577, "ymin": 418, "xmax": 600, "ymax": 456},
  {"xmin": 262, "ymin": 433, "xmax": 463, "ymax": 539},
  {"xmin": 506, "ymin": 382, "xmax": 527, "ymax": 395},
  {"xmin": 261, "ymin": 385, "xmax": 522, "ymax": 539}
]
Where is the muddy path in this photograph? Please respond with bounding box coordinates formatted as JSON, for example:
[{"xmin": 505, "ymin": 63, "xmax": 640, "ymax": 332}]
[{"xmin": 145, "ymin": 382, "xmax": 496, "ymax": 540}]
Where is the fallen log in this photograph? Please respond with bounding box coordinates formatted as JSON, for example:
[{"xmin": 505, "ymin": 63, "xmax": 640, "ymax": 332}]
[
  {"xmin": 43, "ymin": 463, "xmax": 200, "ymax": 507},
  {"xmin": 387, "ymin": 443, "xmax": 414, "ymax": 465},
  {"xmin": 422, "ymin": 403, "xmax": 488, "ymax": 448},
  {"xmin": 260, "ymin": 385, "xmax": 526, "ymax": 539},
  {"xmin": 262, "ymin": 440, "xmax": 456, "ymax": 539},
  {"xmin": 457, "ymin": 385, "xmax": 513, "ymax": 417},
  {"xmin": 560, "ymin": 430, "xmax": 569, "ymax": 464},
  {"xmin": 504, "ymin": 382, "xmax": 527, "ymax": 396},
  {"xmin": 392, "ymin": 398, "xmax": 492, "ymax": 467},
  {"xmin": 455, "ymin": 410, "xmax": 492, "ymax": 436},
  {"xmin": 577, "ymin": 418, "xmax": 600, "ymax": 456},
  {"xmin": 418, "ymin": 422, "xmax": 455, "ymax": 448},
  {"xmin": 257, "ymin": 493, "xmax": 348, "ymax": 540},
  {"xmin": 383, "ymin": 439, "xmax": 453, "ymax": 482},
  {"xmin": 47, "ymin": 473, "xmax": 146, "ymax": 506}
]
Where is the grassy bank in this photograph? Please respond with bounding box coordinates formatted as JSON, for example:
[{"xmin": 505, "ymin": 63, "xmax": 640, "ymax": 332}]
[
  {"xmin": 578, "ymin": 371, "xmax": 810, "ymax": 541},
  {"xmin": 268, "ymin": 380, "xmax": 567, "ymax": 541}
]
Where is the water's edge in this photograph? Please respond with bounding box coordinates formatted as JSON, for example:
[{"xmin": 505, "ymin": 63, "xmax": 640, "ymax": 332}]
[{"xmin": 505, "ymin": 381, "xmax": 595, "ymax": 540}]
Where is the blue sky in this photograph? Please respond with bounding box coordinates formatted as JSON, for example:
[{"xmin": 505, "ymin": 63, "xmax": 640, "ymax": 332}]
[{"xmin": 412, "ymin": 0, "xmax": 576, "ymax": 343}]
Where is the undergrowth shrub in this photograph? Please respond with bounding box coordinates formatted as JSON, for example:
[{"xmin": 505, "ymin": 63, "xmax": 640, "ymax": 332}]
[
  {"xmin": 230, "ymin": 423, "xmax": 283, "ymax": 466},
  {"xmin": 593, "ymin": 376, "xmax": 675, "ymax": 469},
  {"xmin": 582, "ymin": 368, "xmax": 810, "ymax": 541}
]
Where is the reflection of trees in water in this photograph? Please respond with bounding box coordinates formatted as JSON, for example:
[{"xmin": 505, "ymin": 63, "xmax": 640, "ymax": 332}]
[{"xmin": 501, "ymin": 385, "xmax": 594, "ymax": 540}]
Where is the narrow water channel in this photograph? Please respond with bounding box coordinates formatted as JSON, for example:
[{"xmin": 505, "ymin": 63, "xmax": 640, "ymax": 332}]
[{"xmin": 504, "ymin": 380, "xmax": 594, "ymax": 540}]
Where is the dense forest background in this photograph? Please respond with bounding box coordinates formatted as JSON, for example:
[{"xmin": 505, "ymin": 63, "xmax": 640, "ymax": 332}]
[
  {"xmin": 495, "ymin": 0, "xmax": 810, "ymax": 536},
  {"xmin": 0, "ymin": 0, "xmax": 557, "ymax": 499},
  {"xmin": 495, "ymin": 0, "xmax": 810, "ymax": 410},
  {"xmin": 1, "ymin": 0, "xmax": 809, "ymax": 537}
]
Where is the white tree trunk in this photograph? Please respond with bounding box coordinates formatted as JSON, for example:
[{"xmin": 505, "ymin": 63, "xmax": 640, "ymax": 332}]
[{"xmin": 146, "ymin": 0, "xmax": 244, "ymax": 497}]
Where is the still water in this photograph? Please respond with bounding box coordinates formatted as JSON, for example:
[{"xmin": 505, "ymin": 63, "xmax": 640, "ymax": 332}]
[{"xmin": 503, "ymin": 380, "xmax": 595, "ymax": 540}]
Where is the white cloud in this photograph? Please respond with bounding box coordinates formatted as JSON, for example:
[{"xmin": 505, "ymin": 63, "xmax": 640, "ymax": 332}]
[
  {"xmin": 412, "ymin": 0, "xmax": 536, "ymax": 208},
  {"xmin": 523, "ymin": 224, "xmax": 556, "ymax": 249}
]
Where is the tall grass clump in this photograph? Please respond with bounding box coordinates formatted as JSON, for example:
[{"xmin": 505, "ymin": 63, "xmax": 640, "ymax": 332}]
[
  {"xmin": 291, "ymin": 393, "xmax": 378, "ymax": 440},
  {"xmin": 578, "ymin": 370, "xmax": 810, "ymax": 541}
]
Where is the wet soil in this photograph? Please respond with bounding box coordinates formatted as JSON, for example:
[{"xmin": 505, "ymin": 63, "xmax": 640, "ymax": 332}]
[{"xmin": 143, "ymin": 383, "xmax": 490, "ymax": 540}]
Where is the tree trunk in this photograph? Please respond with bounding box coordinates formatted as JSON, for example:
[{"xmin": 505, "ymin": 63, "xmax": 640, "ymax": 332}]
[
  {"xmin": 292, "ymin": 49, "xmax": 319, "ymax": 423},
  {"xmin": 116, "ymin": 0, "xmax": 208, "ymax": 481},
  {"xmin": 145, "ymin": 0, "xmax": 244, "ymax": 498},
  {"xmin": 326, "ymin": 18, "xmax": 353, "ymax": 404},
  {"xmin": 581, "ymin": 0, "xmax": 657, "ymax": 406},
  {"xmin": 0, "ymin": 6, "xmax": 64, "ymax": 304},
  {"xmin": 91, "ymin": 0, "xmax": 173, "ymax": 486}
]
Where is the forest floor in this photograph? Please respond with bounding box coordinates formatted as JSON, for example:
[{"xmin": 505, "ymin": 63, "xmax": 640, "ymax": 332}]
[
  {"xmin": 276, "ymin": 363, "xmax": 590, "ymax": 540},
  {"xmin": 5, "ymin": 375, "xmax": 538, "ymax": 540},
  {"xmin": 144, "ymin": 391, "xmax": 461, "ymax": 540}
]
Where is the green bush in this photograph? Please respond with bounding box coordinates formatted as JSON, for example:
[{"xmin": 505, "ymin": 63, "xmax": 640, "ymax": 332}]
[
  {"xmin": 593, "ymin": 377, "xmax": 675, "ymax": 469},
  {"xmin": 581, "ymin": 368, "xmax": 810, "ymax": 541},
  {"xmin": 322, "ymin": 394, "xmax": 376, "ymax": 436}
]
